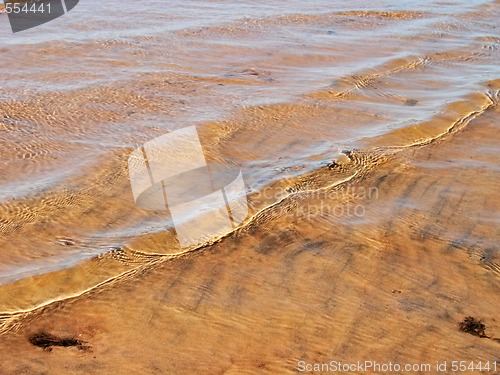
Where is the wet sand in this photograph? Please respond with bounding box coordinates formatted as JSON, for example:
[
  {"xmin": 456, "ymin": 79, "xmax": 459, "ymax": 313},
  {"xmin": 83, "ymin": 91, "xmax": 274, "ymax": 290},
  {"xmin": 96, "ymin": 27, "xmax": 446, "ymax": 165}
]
[
  {"xmin": 0, "ymin": 0, "xmax": 499, "ymax": 373},
  {"xmin": 0, "ymin": 87, "xmax": 499, "ymax": 374}
]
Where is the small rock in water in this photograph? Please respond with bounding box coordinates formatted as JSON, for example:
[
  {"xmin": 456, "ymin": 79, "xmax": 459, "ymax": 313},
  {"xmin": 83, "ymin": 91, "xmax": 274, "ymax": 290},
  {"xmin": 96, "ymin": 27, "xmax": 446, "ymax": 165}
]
[{"xmin": 404, "ymin": 99, "xmax": 418, "ymax": 106}]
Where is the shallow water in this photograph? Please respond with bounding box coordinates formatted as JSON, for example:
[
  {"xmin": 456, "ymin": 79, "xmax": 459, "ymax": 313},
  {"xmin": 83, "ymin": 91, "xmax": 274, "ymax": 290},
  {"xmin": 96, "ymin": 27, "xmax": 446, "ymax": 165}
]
[{"xmin": 0, "ymin": 0, "xmax": 499, "ymax": 373}]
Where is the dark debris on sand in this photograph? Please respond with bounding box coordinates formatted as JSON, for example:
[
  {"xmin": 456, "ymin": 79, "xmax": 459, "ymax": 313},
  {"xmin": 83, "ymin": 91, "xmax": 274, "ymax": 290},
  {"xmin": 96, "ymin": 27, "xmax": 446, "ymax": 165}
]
[
  {"xmin": 459, "ymin": 316, "xmax": 488, "ymax": 338},
  {"xmin": 29, "ymin": 331, "xmax": 89, "ymax": 351},
  {"xmin": 458, "ymin": 316, "xmax": 500, "ymax": 344}
]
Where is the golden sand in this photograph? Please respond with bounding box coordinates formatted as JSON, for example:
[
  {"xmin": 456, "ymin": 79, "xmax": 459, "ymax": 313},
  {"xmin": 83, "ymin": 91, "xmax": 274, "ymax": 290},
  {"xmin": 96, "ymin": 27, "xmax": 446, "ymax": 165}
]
[{"xmin": 0, "ymin": 2, "xmax": 499, "ymax": 373}]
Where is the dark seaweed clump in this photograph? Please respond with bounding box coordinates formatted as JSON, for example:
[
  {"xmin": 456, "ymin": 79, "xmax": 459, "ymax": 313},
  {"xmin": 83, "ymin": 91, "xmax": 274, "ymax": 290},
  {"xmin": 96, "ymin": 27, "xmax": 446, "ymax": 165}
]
[
  {"xmin": 29, "ymin": 331, "xmax": 87, "ymax": 351},
  {"xmin": 459, "ymin": 316, "xmax": 487, "ymax": 338}
]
